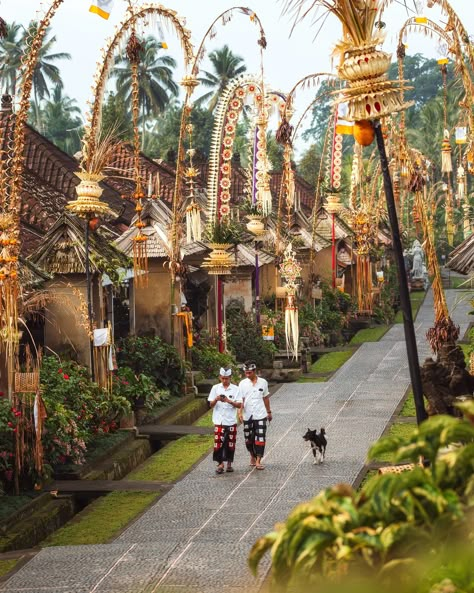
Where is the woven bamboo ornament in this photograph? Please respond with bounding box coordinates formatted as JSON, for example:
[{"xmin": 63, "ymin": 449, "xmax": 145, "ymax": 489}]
[
  {"xmin": 279, "ymin": 243, "xmax": 301, "ymax": 359},
  {"xmin": 336, "ymin": 46, "xmax": 412, "ymax": 120},
  {"xmin": 201, "ymin": 243, "xmax": 234, "ymax": 275},
  {"xmin": 441, "ymin": 130, "xmax": 453, "ymax": 174},
  {"xmin": 67, "ymin": 173, "xmax": 114, "ymax": 218}
]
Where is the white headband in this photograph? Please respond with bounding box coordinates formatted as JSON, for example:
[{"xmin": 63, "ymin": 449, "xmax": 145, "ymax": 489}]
[
  {"xmin": 220, "ymin": 368, "xmax": 232, "ymax": 377},
  {"xmin": 243, "ymin": 363, "xmax": 257, "ymax": 371}
]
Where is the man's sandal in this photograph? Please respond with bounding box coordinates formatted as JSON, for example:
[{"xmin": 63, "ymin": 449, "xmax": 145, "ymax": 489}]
[
  {"xmin": 216, "ymin": 467, "xmax": 224, "ymax": 474},
  {"xmin": 256, "ymin": 465, "xmax": 265, "ymax": 470},
  {"xmin": 226, "ymin": 467, "xmax": 234, "ymax": 472}
]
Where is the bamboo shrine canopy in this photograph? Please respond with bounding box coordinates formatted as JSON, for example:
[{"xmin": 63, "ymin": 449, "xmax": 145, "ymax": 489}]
[
  {"xmin": 447, "ymin": 234, "xmax": 474, "ymax": 275},
  {"xmin": 28, "ymin": 213, "xmax": 130, "ymax": 276}
]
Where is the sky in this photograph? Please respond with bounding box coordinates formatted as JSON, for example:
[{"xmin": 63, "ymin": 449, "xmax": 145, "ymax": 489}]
[{"xmin": 0, "ymin": 0, "xmax": 472, "ymax": 147}]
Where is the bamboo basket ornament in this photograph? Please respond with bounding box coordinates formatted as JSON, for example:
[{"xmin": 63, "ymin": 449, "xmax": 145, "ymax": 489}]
[{"xmin": 201, "ymin": 243, "xmax": 234, "ymax": 275}]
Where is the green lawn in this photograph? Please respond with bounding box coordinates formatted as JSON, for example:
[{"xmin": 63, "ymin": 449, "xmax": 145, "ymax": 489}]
[
  {"xmin": 310, "ymin": 350, "xmax": 354, "ymax": 373},
  {"xmin": 0, "ymin": 559, "xmax": 19, "ymax": 578},
  {"xmin": 394, "ymin": 291, "xmax": 426, "ymax": 323},
  {"xmin": 43, "ymin": 491, "xmax": 159, "ymax": 547},
  {"xmin": 350, "ymin": 325, "xmax": 390, "ymax": 344}
]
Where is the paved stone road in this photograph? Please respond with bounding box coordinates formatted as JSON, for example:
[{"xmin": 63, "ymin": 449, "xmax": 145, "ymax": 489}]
[{"xmin": 2, "ymin": 290, "xmax": 472, "ymax": 593}]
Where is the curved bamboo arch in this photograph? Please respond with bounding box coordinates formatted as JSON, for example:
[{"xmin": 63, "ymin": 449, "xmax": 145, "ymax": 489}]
[
  {"xmin": 0, "ymin": 0, "xmax": 64, "ymax": 379},
  {"xmin": 207, "ymin": 73, "xmax": 266, "ymax": 225},
  {"xmin": 82, "ymin": 3, "xmax": 194, "ymax": 171},
  {"xmin": 169, "ymin": 7, "xmax": 268, "ymax": 275},
  {"xmin": 397, "ymin": 16, "xmax": 474, "ymax": 130},
  {"xmin": 426, "ymin": 0, "xmax": 474, "ymax": 74}
]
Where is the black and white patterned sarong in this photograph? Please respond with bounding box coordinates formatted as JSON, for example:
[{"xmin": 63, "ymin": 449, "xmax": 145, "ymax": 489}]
[{"xmin": 243, "ymin": 417, "xmax": 267, "ymax": 459}]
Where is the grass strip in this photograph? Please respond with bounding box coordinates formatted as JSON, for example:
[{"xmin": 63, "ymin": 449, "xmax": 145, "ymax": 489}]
[
  {"xmin": 399, "ymin": 391, "xmax": 416, "ymax": 417},
  {"xmin": 394, "ymin": 291, "xmax": 425, "ymax": 323},
  {"xmin": 43, "ymin": 491, "xmax": 159, "ymax": 547},
  {"xmin": 128, "ymin": 433, "xmax": 213, "ymax": 482},
  {"xmin": 350, "ymin": 325, "xmax": 390, "ymax": 344},
  {"xmin": 0, "ymin": 559, "xmax": 19, "ymax": 578},
  {"xmin": 373, "ymin": 423, "xmax": 417, "ymax": 462},
  {"xmin": 297, "ymin": 376, "xmax": 327, "ymax": 383},
  {"xmin": 310, "ymin": 350, "xmax": 354, "ymax": 374}
]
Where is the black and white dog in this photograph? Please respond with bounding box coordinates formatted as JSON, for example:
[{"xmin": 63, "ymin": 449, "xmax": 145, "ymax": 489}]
[{"xmin": 303, "ymin": 428, "xmax": 327, "ymax": 464}]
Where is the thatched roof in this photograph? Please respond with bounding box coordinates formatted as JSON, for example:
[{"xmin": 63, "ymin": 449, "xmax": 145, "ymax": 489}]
[
  {"xmin": 447, "ymin": 235, "xmax": 474, "ymax": 275},
  {"xmin": 28, "ymin": 213, "xmax": 130, "ymax": 275}
]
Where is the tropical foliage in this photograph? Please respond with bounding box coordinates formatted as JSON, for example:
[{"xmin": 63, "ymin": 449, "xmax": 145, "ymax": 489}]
[
  {"xmin": 249, "ymin": 401, "xmax": 474, "ymax": 592},
  {"xmin": 195, "ymin": 45, "xmax": 247, "ymax": 112}
]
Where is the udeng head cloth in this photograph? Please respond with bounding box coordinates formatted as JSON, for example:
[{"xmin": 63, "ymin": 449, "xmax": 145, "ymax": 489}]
[{"xmin": 243, "ymin": 362, "xmax": 257, "ymax": 372}]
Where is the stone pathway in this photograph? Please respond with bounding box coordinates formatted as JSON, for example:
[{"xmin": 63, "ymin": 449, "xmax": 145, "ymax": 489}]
[{"xmin": 1, "ymin": 290, "xmax": 472, "ymax": 593}]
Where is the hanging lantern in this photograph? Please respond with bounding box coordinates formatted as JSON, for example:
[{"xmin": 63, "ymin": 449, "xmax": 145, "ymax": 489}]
[
  {"xmin": 441, "ymin": 130, "xmax": 453, "ymax": 174},
  {"xmin": 455, "ymin": 127, "xmax": 467, "ymax": 145}
]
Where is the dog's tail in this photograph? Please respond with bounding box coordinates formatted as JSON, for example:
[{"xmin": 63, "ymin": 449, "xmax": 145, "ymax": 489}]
[{"xmin": 320, "ymin": 428, "xmax": 326, "ymax": 435}]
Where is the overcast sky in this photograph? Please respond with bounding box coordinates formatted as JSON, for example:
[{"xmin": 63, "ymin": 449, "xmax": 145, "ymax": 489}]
[{"xmin": 1, "ymin": 0, "xmax": 472, "ymax": 141}]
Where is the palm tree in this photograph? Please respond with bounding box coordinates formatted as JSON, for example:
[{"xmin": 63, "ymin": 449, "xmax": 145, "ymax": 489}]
[
  {"xmin": 0, "ymin": 22, "xmax": 24, "ymax": 95},
  {"xmin": 112, "ymin": 36, "xmax": 178, "ymax": 143},
  {"xmin": 41, "ymin": 85, "xmax": 83, "ymax": 155},
  {"xmin": 195, "ymin": 45, "xmax": 247, "ymax": 112}
]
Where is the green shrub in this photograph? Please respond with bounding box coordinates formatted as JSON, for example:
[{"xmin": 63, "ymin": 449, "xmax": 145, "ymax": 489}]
[
  {"xmin": 40, "ymin": 357, "xmax": 130, "ymax": 473},
  {"xmin": 112, "ymin": 366, "xmax": 169, "ymax": 410},
  {"xmin": 226, "ymin": 306, "xmax": 276, "ymax": 367},
  {"xmin": 191, "ymin": 341, "xmax": 236, "ymax": 378},
  {"xmin": 117, "ymin": 336, "xmax": 185, "ymax": 396}
]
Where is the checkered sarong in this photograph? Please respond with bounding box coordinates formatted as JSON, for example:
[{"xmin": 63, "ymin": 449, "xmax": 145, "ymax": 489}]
[
  {"xmin": 243, "ymin": 417, "xmax": 267, "ymax": 459},
  {"xmin": 213, "ymin": 424, "xmax": 237, "ymax": 463}
]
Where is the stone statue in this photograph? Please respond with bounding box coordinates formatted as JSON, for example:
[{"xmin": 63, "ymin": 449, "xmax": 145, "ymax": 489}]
[{"xmin": 410, "ymin": 239, "xmax": 425, "ymax": 279}]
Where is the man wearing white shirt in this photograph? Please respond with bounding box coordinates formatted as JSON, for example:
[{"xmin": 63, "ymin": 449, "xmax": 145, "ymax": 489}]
[
  {"xmin": 238, "ymin": 360, "xmax": 271, "ymax": 470},
  {"xmin": 208, "ymin": 367, "xmax": 242, "ymax": 474}
]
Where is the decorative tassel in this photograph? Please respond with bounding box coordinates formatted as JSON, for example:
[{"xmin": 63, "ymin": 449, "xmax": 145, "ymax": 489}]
[
  {"xmin": 186, "ymin": 202, "xmax": 201, "ymax": 243},
  {"xmin": 457, "ymin": 165, "xmax": 465, "ymax": 202},
  {"xmin": 133, "ymin": 234, "xmax": 148, "ymax": 287},
  {"xmin": 284, "ymin": 290, "xmax": 299, "ymax": 360},
  {"xmin": 258, "ymin": 179, "xmax": 273, "ymax": 216},
  {"xmin": 441, "ymin": 130, "xmax": 453, "ymax": 174}
]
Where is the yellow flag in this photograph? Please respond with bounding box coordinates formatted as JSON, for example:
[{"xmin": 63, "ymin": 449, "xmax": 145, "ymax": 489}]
[{"xmin": 89, "ymin": 0, "xmax": 114, "ymax": 20}]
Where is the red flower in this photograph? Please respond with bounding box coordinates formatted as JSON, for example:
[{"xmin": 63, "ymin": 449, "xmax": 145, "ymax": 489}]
[
  {"xmin": 63, "ymin": 374, "xmax": 70, "ymax": 380},
  {"xmin": 7, "ymin": 422, "xmax": 13, "ymax": 428},
  {"xmin": 0, "ymin": 391, "xmax": 4, "ymax": 397},
  {"xmin": 58, "ymin": 368, "xmax": 63, "ymax": 374}
]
